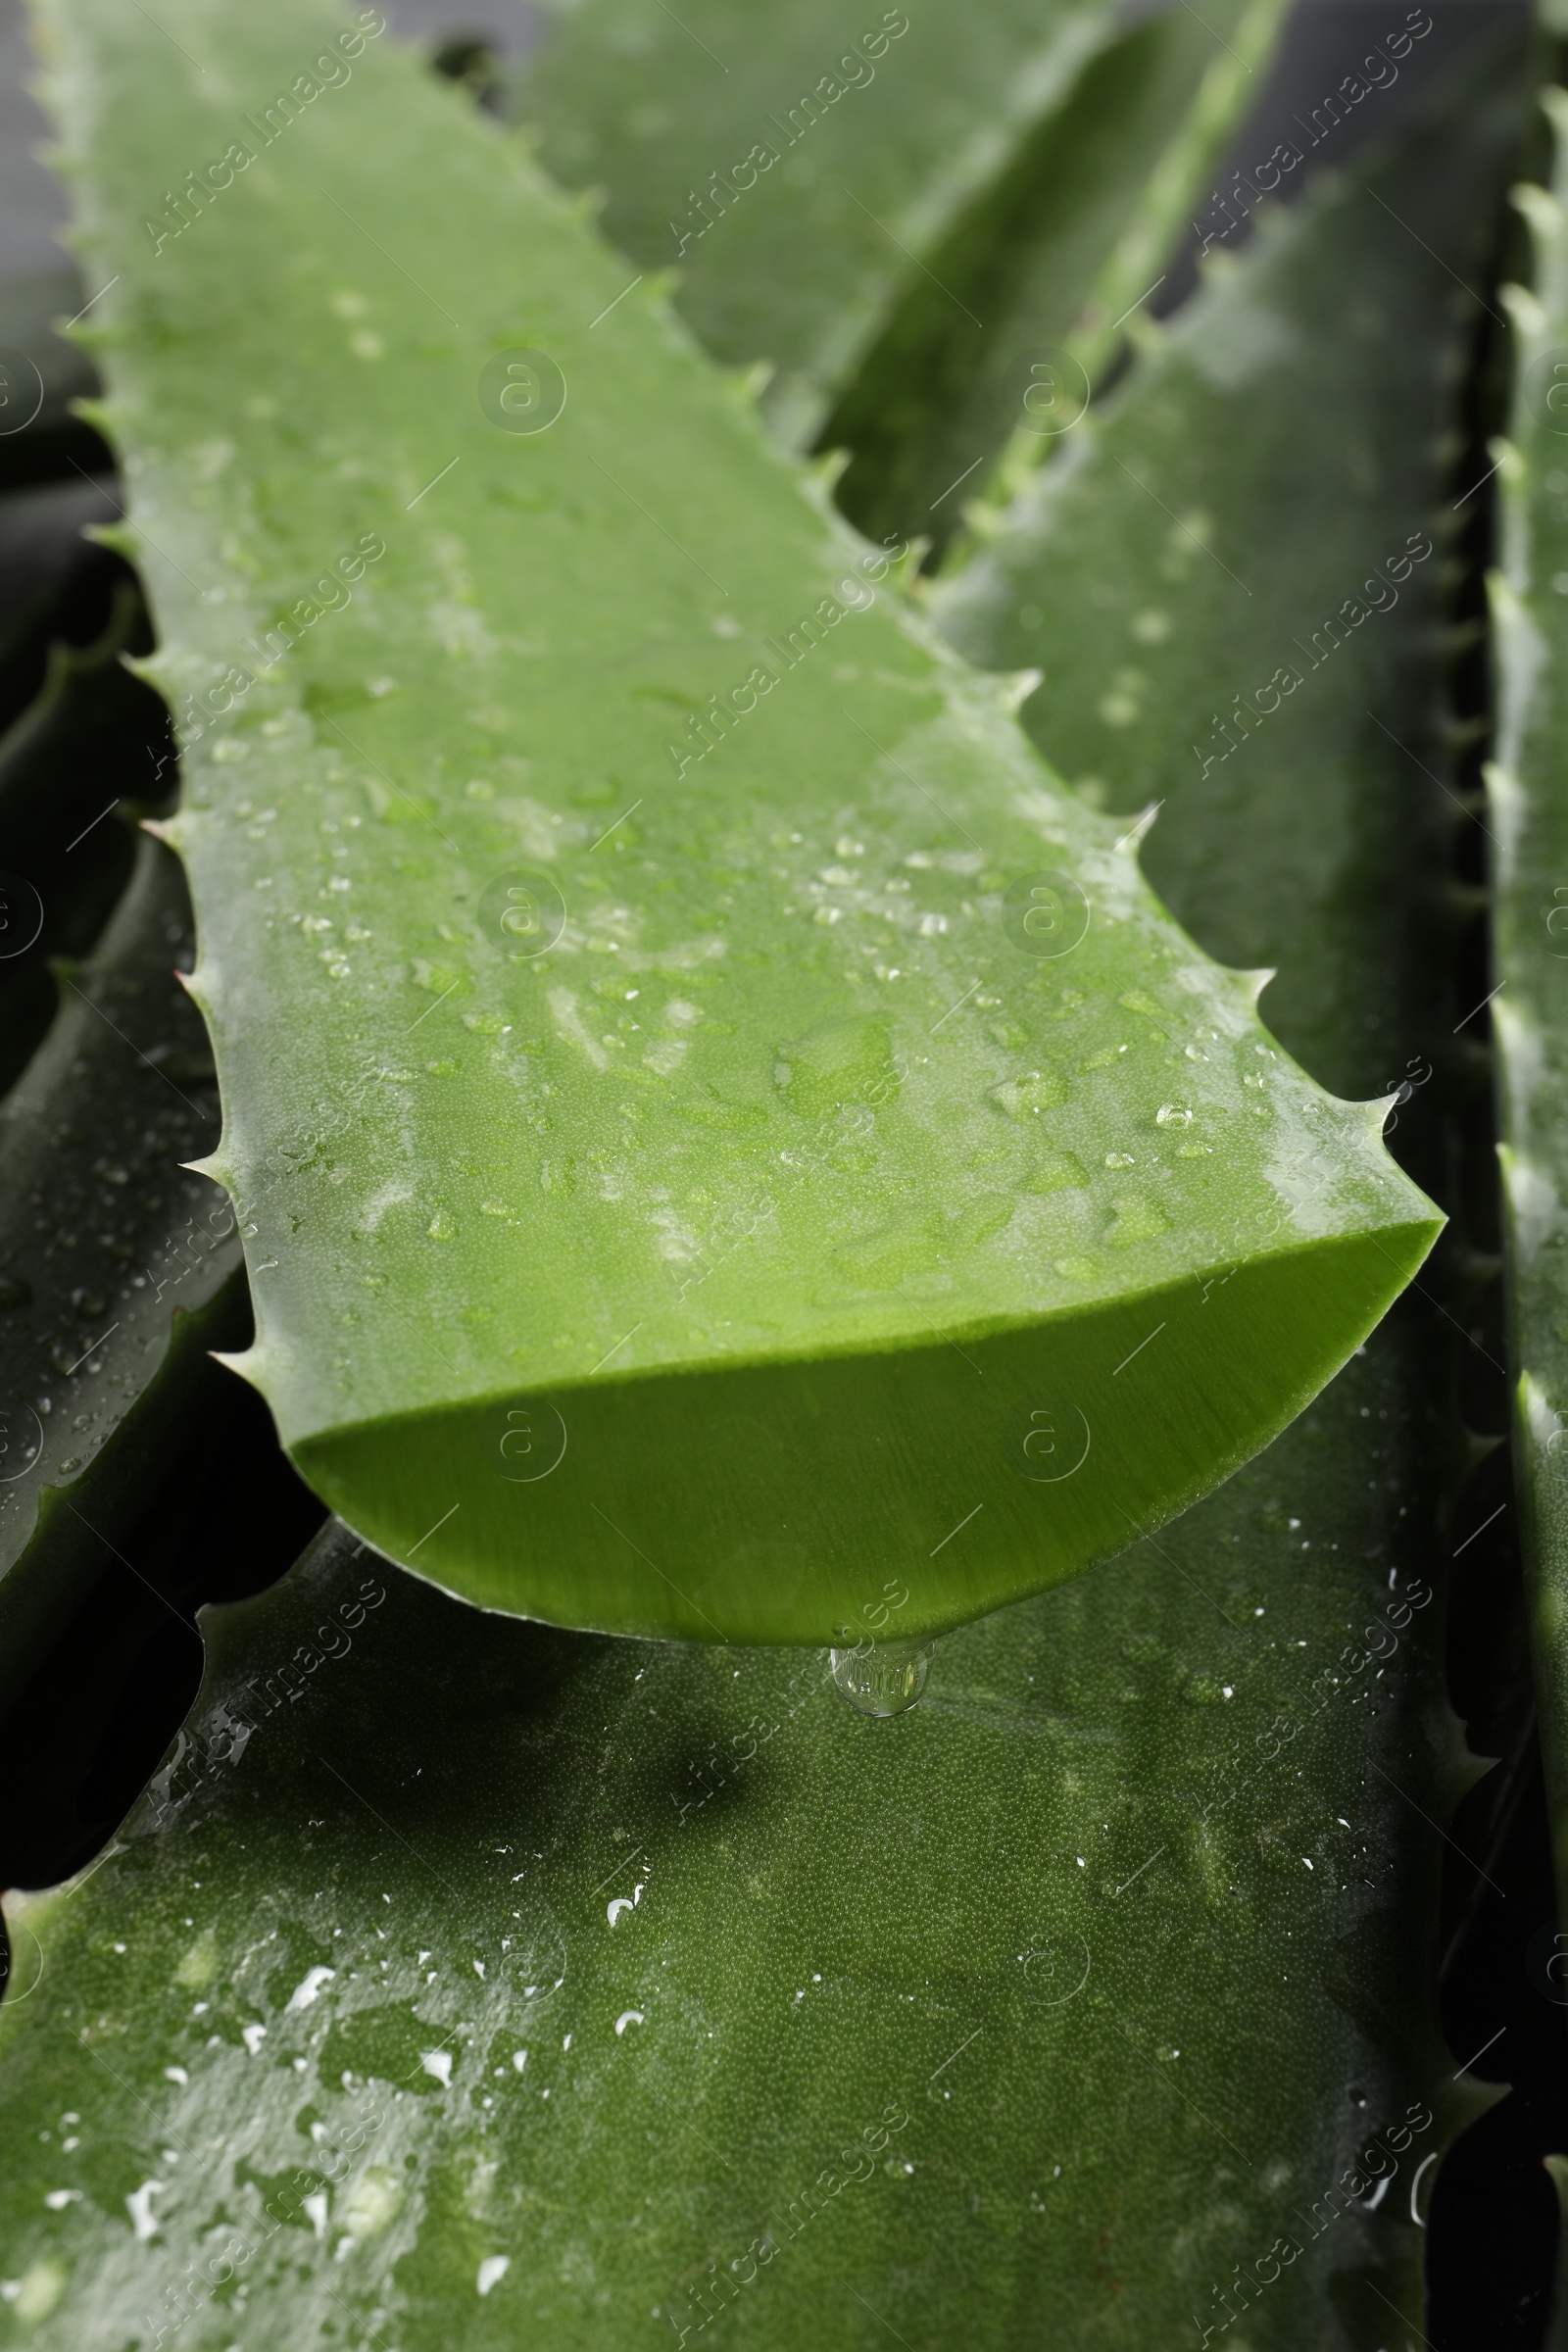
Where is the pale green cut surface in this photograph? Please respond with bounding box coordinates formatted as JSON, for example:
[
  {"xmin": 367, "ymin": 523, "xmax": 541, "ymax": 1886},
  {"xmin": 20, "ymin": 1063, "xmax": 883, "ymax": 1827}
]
[{"xmin": 37, "ymin": 0, "xmax": 1437, "ymax": 1642}]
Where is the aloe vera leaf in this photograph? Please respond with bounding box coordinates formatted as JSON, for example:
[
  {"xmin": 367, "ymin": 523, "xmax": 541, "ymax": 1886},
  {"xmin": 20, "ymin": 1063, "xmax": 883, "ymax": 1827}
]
[
  {"xmin": 820, "ymin": 0, "xmax": 1286, "ymax": 561},
  {"xmin": 0, "ymin": 580, "xmax": 170, "ymax": 1094},
  {"xmin": 0, "ymin": 267, "xmax": 122, "ymax": 726},
  {"xmin": 34, "ymin": 0, "xmax": 1437, "ymax": 1646},
  {"xmin": 0, "ymin": 590, "xmax": 323, "ymax": 1886},
  {"xmin": 1487, "ymin": 90, "xmax": 1568, "ymax": 1903},
  {"xmin": 925, "ymin": 41, "xmax": 1534, "ymax": 2330},
  {"xmin": 0, "ymin": 1467, "xmax": 1491, "ymax": 2352},
  {"xmin": 515, "ymin": 0, "xmax": 1270, "ymax": 456},
  {"xmin": 0, "ymin": 475, "xmax": 123, "ymax": 741},
  {"xmin": 0, "ymin": 831, "xmax": 244, "ymax": 1707},
  {"xmin": 0, "ymin": 27, "xmax": 1508, "ymax": 2351},
  {"xmin": 936, "ymin": 40, "xmax": 1529, "ymax": 1102}
]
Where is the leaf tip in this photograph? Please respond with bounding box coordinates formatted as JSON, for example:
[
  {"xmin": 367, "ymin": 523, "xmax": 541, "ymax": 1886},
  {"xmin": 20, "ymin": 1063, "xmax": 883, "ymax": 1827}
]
[
  {"xmin": 84, "ymin": 521, "xmax": 137, "ymax": 563},
  {"xmin": 1111, "ymin": 799, "xmax": 1162, "ymax": 855},
  {"xmin": 741, "ymin": 358, "xmax": 775, "ymax": 406}
]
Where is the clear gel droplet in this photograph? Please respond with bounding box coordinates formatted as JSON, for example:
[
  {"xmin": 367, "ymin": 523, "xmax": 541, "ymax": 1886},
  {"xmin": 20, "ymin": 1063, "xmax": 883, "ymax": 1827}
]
[{"xmin": 830, "ymin": 1636, "xmax": 938, "ymax": 1718}]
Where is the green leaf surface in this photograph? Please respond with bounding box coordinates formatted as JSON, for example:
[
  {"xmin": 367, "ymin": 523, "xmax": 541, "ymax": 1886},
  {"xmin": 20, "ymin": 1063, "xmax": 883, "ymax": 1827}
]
[
  {"xmin": 0, "ymin": 1468, "xmax": 1482, "ymax": 2351},
  {"xmin": 1487, "ymin": 89, "xmax": 1568, "ymax": 1895},
  {"xmin": 935, "ymin": 41, "xmax": 1528, "ymax": 1102},
  {"xmin": 32, "ymin": 0, "xmax": 1437, "ymax": 1645},
  {"xmin": 516, "ymin": 0, "xmax": 1281, "ymax": 542},
  {"xmin": 515, "ymin": 0, "xmax": 1134, "ymax": 450},
  {"xmin": 820, "ymin": 0, "xmax": 1284, "ymax": 560},
  {"xmin": 0, "ymin": 24, "xmax": 1520, "ymax": 2352}
]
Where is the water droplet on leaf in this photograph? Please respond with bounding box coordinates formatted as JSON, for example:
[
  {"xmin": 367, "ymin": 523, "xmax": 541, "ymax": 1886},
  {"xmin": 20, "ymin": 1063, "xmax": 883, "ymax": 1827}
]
[{"xmin": 830, "ymin": 1636, "xmax": 938, "ymax": 1718}]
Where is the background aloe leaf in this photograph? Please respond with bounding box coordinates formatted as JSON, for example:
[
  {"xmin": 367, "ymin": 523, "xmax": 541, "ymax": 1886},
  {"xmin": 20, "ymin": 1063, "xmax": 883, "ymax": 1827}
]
[
  {"xmin": 0, "ymin": 208, "xmax": 331, "ymax": 1894},
  {"xmin": 817, "ymin": 0, "xmax": 1284, "ymax": 562},
  {"xmin": 33, "ymin": 0, "xmax": 1435, "ymax": 1646},
  {"xmin": 936, "ymin": 34, "xmax": 1528, "ymax": 1102},
  {"xmin": 514, "ymin": 0, "xmax": 1277, "ymax": 460},
  {"xmin": 0, "ymin": 827, "xmax": 235, "ymax": 1599},
  {"xmin": 1489, "ymin": 85, "xmax": 1568, "ymax": 1920},
  {"xmin": 0, "ymin": 802, "xmax": 325, "ymax": 1894},
  {"xmin": 0, "ymin": 15, "xmax": 1524, "ymax": 2350},
  {"xmin": 0, "ymin": 581, "xmax": 165, "ymax": 1092},
  {"xmin": 0, "ymin": 1464, "xmax": 1488, "ymax": 2352},
  {"xmin": 0, "ymin": 267, "xmax": 121, "ymax": 726},
  {"xmin": 0, "ymin": 815, "xmax": 278, "ymax": 1654},
  {"xmin": 0, "ymin": 490, "xmax": 123, "ymax": 779},
  {"xmin": 0, "ymin": 580, "xmax": 241, "ymax": 1642}
]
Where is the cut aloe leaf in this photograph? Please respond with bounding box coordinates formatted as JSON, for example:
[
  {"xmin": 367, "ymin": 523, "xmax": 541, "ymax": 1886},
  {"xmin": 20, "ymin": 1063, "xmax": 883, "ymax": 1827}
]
[
  {"xmin": 33, "ymin": 0, "xmax": 1438, "ymax": 1644},
  {"xmin": 515, "ymin": 0, "xmax": 1271, "ymax": 456},
  {"xmin": 0, "ymin": 22, "xmax": 1516, "ymax": 2348},
  {"xmin": 1488, "ymin": 87, "xmax": 1568, "ymax": 1902}
]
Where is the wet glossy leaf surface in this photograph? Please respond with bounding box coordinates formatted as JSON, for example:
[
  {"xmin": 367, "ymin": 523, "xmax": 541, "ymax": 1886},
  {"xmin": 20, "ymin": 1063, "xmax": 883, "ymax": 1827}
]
[
  {"xmin": 26, "ymin": 0, "xmax": 1435, "ymax": 1644},
  {"xmin": 1490, "ymin": 84, "xmax": 1568, "ymax": 1896},
  {"xmin": 0, "ymin": 13, "xmax": 1526, "ymax": 2349},
  {"xmin": 517, "ymin": 0, "xmax": 1139, "ymax": 449}
]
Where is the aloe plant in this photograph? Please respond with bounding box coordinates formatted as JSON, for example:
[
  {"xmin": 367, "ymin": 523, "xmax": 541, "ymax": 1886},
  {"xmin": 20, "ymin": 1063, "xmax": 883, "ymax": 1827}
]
[
  {"xmin": 516, "ymin": 0, "xmax": 1284, "ymax": 546},
  {"xmin": 517, "ymin": 0, "xmax": 1232, "ymax": 452},
  {"xmin": 0, "ymin": 819, "xmax": 246, "ymax": 1678},
  {"xmin": 25, "ymin": 0, "xmax": 1442, "ymax": 1654},
  {"xmin": 1490, "ymin": 78, "xmax": 1568, "ymax": 1909},
  {"xmin": 0, "ymin": 529, "xmax": 257, "ymax": 1673},
  {"xmin": 816, "ymin": 0, "xmax": 1284, "ymax": 559},
  {"xmin": 0, "ymin": 9, "xmax": 1531, "ymax": 2349}
]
